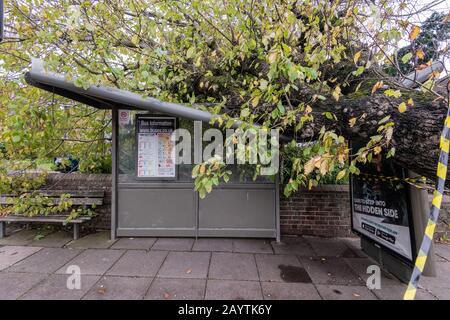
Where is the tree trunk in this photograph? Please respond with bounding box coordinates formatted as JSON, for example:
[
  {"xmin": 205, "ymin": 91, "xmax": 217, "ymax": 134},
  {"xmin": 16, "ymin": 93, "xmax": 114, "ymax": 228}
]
[{"xmin": 301, "ymin": 92, "xmax": 449, "ymax": 184}]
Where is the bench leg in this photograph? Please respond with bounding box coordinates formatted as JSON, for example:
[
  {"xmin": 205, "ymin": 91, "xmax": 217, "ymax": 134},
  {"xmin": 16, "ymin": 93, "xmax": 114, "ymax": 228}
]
[
  {"xmin": 0, "ymin": 222, "xmax": 5, "ymax": 238},
  {"xmin": 73, "ymin": 224, "xmax": 80, "ymax": 240}
]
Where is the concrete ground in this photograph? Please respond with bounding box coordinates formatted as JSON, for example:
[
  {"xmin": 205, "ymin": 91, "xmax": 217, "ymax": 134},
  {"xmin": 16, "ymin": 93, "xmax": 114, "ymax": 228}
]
[{"xmin": 0, "ymin": 228, "xmax": 449, "ymax": 300}]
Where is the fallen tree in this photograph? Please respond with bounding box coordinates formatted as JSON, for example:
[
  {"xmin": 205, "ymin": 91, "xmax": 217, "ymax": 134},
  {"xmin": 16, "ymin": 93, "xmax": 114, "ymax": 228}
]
[
  {"xmin": 308, "ymin": 90, "xmax": 449, "ymax": 181},
  {"xmin": 1, "ymin": 0, "xmax": 449, "ymax": 194}
]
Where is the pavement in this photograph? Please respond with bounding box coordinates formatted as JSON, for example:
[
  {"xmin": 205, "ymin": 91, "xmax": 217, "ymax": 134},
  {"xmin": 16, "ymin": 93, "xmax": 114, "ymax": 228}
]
[{"xmin": 0, "ymin": 228, "xmax": 449, "ymax": 300}]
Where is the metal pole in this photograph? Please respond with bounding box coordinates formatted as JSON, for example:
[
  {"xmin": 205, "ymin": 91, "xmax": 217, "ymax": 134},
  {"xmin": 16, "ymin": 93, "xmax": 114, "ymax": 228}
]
[
  {"xmin": 110, "ymin": 107, "xmax": 118, "ymax": 240},
  {"xmin": 275, "ymin": 173, "xmax": 281, "ymax": 243},
  {"xmin": 408, "ymin": 170, "xmax": 437, "ymax": 276}
]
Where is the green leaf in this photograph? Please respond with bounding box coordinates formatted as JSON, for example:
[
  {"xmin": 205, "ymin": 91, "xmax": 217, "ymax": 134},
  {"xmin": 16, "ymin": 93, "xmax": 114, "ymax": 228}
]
[
  {"xmin": 259, "ymin": 79, "xmax": 268, "ymax": 90},
  {"xmin": 277, "ymin": 102, "xmax": 285, "ymax": 114},
  {"xmin": 323, "ymin": 112, "xmax": 336, "ymax": 121},
  {"xmin": 386, "ymin": 147, "xmax": 396, "ymax": 158},
  {"xmin": 241, "ymin": 108, "xmax": 251, "ymax": 118},
  {"xmin": 371, "ymin": 135, "xmax": 383, "ymax": 142},
  {"xmin": 251, "ymin": 95, "xmax": 260, "ymax": 107},
  {"xmin": 186, "ymin": 47, "xmax": 196, "ymax": 59},
  {"xmin": 401, "ymin": 52, "xmax": 413, "ymax": 64},
  {"xmin": 336, "ymin": 169, "xmax": 346, "ymax": 180},
  {"xmin": 378, "ymin": 115, "xmax": 391, "ymax": 124},
  {"xmin": 384, "ymin": 89, "xmax": 402, "ymax": 98},
  {"xmin": 352, "ymin": 66, "xmax": 365, "ymax": 76}
]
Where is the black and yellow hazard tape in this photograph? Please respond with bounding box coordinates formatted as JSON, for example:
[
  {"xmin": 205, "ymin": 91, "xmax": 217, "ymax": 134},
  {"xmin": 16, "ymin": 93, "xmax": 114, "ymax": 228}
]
[
  {"xmin": 357, "ymin": 173, "xmax": 430, "ymax": 190},
  {"xmin": 403, "ymin": 104, "xmax": 450, "ymax": 300}
]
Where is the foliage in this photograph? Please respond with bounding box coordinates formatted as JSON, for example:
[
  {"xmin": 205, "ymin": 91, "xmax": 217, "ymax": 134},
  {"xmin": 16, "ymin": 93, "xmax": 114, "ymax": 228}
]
[
  {"xmin": 192, "ymin": 155, "xmax": 232, "ymax": 199},
  {"xmin": 0, "ymin": 169, "xmax": 96, "ymax": 221},
  {"xmin": 79, "ymin": 153, "xmax": 112, "ymax": 174},
  {"xmin": 397, "ymin": 12, "xmax": 450, "ymax": 74},
  {"xmin": 281, "ymin": 141, "xmax": 348, "ymax": 196},
  {"xmin": 0, "ymin": 70, "xmax": 112, "ymax": 174},
  {"xmin": 0, "ymin": 171, "xmax": 46, "ymax": 195},
  {"xmin": 0, "ymin": 0, "xmax": 448, "ymax": 198},
  {"xmin": 11, "ymin": 192, "xmax": 73, "ymax": 216}
]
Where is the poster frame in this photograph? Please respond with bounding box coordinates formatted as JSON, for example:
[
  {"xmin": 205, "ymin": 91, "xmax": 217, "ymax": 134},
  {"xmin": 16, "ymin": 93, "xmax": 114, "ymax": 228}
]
[
  {"xmin": 349, "ymin": 146, "xmax": 417, "ymax": 266},
  {"xmin": 135, "ymin": 114, "xmax": 178, "ymax": 181}
]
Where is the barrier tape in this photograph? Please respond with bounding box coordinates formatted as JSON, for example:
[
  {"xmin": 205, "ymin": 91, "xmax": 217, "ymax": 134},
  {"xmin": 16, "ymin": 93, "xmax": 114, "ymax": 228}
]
[
  {"xmin": 403, "ymin": 103, "xmax": 450, "ymax": 300},
  {"xmin": 357, "ymin": 173, "xmax": 429, "ymax": 189}
]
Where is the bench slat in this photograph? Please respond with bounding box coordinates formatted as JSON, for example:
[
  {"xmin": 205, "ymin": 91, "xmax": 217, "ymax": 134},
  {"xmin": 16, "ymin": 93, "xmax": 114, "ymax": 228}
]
[
  {"xmin": 1, "ymin": 190, "xmax": 104, "ymax": 197},
  {"xmin": 0, "ymin": 197, "xmax": 103, "ymax": 206},
  {"xmin": 0, "ymin": 215, "xmax": 92, "ymax": 224}
]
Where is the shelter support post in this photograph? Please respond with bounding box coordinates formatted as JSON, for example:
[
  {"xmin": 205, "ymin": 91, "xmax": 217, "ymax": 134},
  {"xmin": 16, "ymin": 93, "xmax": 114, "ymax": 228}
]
[
  {"xmin": 275, "ymin": 174, "xmax": 281, "ymax": 243},
  {"xmin": 0, "ymin": 221, "xmax": 5, "ymax": 238},
  {"xmin": 408, "ymin": 170, "xmax": 436, "ymax": 277},
  {"xmin": 111, "ymin": 107, "xmax": 118, "ymax": 240},
  {"xmin": 73, "ymin": 224, "xmax": 80, "ymax": 240}
]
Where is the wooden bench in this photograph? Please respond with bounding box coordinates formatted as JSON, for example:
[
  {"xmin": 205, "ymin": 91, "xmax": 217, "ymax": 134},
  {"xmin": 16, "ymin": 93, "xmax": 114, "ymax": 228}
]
[{"xmin": 0, "ymin": 190, "xmax": 104, "ymax": 240}]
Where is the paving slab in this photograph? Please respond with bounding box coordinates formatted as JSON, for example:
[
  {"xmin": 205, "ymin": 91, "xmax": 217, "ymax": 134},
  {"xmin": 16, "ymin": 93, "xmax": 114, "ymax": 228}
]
[
  {"xmin": 0, "ymin": 272, "xmax": 47, "ymax": 300},
  {"xmin": 111, "ymin": 238, "xmax": 157, "ymax": 250},
  {"xmin": 233, "ymin": 239, "xmax": 273, "ymax": 254},
  {"xmin": 315, "ymin": 284, "xmax": 378, "ymax": 300},
  {"xmin": 300, "ymin": 257, "xmax": 363, "ymax": 286},
  {"xmin": 255, "ymin": 254, "xmax": 309, "ymax": 283},
  {"xmin": 209, "ymin": 252, "xmax": 259, "ymax": 281},
  {"xmin": 418, "ymin": 261, "xmax": 450, "ymax": 290},
  {"xmin": 152, "ymin": 238, "xmax": 194, "ymax": 251},
  {"xmin": 66, "ymin": 231, "xmax": 117, "ymax": 249},
  {"xmin": 423, "ymin": 286, "xmax": 450, "ymax": 300},
  {"xmin": 205, "ymin": 280, "xmax": 263, "ymax": 300},
  {"xmin": 261, "ymin": 282, "xmax": 321, "ymax": 300},
  {"xmin": 435, "ymin": 243, "xmax": 450, "ymax": 262},
  {"xmin": 0, "ymin": 246, "xmax": 42, "ymax": 271},
  {"xmin": 371, "ymin": 285, "xmax": 437, "ymax": 300},
  {"xmin": 5, "ymin": 224, "xmax": 23, "ymax": 234},
  {"xmin": 304, "ymin": 236, "xmax": 354, "ymax": 257},
  {"xmin": 0, "ymin": 229, "xmax": 49, "ymax": 246},
  {"xmin": 28, "ymin": 231, "xmax": 73, "ymax": 248},
  {"xmin": 56, "ymin": 249, "xmax": 124, "ymax": 275},
  {"xmin": 157, "ymin": 251, "xmax": 210, "ymax": 279},
  {"xmin": 192, "ymin": 239, "xmax": 233, "ymax": 252},
  {"xmin": 7, "ymin": 247, "xmax": 82, "ymax": 274},
  {"xmin": 271, "ymin": 237, "xmax": 316, "ymax": 256},
  {"xmin": 20, "ymin": 274, "xmax": 100, "ymax": 300},
  {"xmin": 145, "ymin": 278, "xmax": 206, "ymax": 300},
  {"xmin": 339, "ymin": 237, "xmax": 368, "ymax": 258},
  {"xmin": 83, "ymin": 276, "xmax": 153, "ymax": 300},
  {"xmin": 107, "ymin": 250, "xmax": 167, "ymax": 277},
  {"xmin": 343, "ymin": 257, "xmax": 402, "ymax": 287}
]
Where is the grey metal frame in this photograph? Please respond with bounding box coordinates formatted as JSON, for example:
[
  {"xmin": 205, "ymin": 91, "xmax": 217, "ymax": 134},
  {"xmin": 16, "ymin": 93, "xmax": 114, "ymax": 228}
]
[
  {"xmin": 25, "ymin": 68, "xmax": 281, "ymax": 241},
  {"xmin": 114, "ymin": 110, "xmax": 280, "ymax": 239},
  {"xmin": 111, "ymin": 107, "xmax": 118, "ymax": 240}
]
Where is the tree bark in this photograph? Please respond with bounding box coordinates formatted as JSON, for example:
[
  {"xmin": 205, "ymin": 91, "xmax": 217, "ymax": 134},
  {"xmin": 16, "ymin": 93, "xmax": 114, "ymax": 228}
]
[
  {"xmin": 302, "ymin": 92, "xmax": 449, "ymax": 184},
  {"xmin": 190, "ymin": 65, "xmax": 449, "ymax": 184}
]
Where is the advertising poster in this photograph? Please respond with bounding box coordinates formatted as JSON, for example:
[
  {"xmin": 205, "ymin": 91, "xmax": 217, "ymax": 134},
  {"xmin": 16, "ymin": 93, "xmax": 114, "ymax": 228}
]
[
  {"xmin": 351, "ymin": 159, "xmax": 415, "ymax": 262},
  {"xmin": 136, "ymin": 117, "xmax": 176, "ymax": 178}
]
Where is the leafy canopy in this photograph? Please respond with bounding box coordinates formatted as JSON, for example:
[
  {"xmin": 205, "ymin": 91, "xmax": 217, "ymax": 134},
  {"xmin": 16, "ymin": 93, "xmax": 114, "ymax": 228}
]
[{"xmin": 0, "ymin": 0, "xmax": 448, "ymax": 197}]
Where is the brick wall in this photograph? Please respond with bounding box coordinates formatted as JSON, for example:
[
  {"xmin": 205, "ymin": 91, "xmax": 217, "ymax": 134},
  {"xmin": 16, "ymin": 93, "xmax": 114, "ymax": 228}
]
[
  {"xmin": 44, "ymin": 173, "xmax": 112, "ymax": 229},
  {"xmin": 280, "ymin": 185, "xmax": 352, "ymax": 237},
  {"xmin": 43, "ymin": 173, "xmax": 353, "ymax": 236},
  {"xmin": 43, "ymin": 174, "xmax": 450, "ymax": 239}
]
